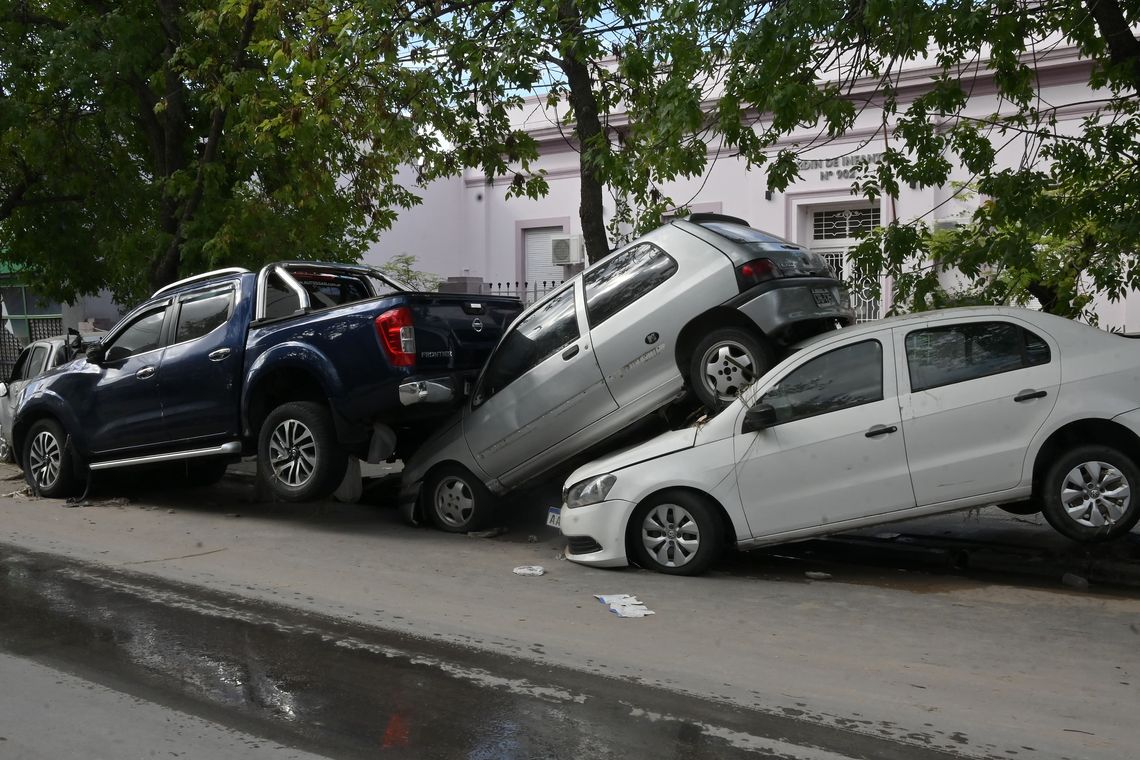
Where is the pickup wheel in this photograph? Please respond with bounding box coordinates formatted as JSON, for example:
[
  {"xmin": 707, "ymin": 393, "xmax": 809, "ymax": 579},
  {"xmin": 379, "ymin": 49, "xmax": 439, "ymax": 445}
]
[
  {"xmin": 689, "ymin": 327, "xmax": 774, "ymax": 412},
  {"xmin": 424, "ymin": 464, "xmax": 496, "ymax": 533},
  {"xmin": 258, "ymin": 402, "xmax": 348, "ymax": 503},
  {"xmin": 23, "ymin": 418, "xmax": 79, "ymax": 498}
]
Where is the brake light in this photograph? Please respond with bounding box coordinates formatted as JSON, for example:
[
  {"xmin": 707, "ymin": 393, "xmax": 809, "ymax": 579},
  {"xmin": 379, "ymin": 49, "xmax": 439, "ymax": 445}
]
[
  {"xmin": 376, "ymin": 307, "xmax": 416, "ymax": 367},
  {"xmin": 736, "ymin": 258, "xmax": 780, "ymax": 290}
]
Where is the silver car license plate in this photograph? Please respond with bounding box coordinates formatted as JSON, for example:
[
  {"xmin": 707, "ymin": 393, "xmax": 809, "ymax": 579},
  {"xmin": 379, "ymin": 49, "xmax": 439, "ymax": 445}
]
[
  {"xmin": 546, "ymin": 507, "xmax": 561, "ymax": 528},
  {"xmin": 811, "ymin": 288, "xmax": 835, "ymax": 307}
]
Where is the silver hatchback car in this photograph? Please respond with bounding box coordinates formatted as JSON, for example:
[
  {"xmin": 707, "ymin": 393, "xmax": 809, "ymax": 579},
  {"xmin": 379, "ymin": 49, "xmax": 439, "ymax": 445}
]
[{"xmin": 401, "ymin": 214, "xmax": 856, "ymax": 531}]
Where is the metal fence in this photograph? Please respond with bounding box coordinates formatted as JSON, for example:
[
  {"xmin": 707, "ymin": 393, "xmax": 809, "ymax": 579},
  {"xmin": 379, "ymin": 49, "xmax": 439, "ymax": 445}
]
[
  {"xmin": 480, "ymin": 281, "xmax": 563, "ymax": 304},
  {"xmin": 0, "ymin": 317, "xmax": 64, "ymax": 380},
  {"xmin": 817, "ymin": 250, "xmax": 884, "ymax": 322},
  {"xmin": 850, "ymin": 284, "xmax": 882, "ymax": 323}
]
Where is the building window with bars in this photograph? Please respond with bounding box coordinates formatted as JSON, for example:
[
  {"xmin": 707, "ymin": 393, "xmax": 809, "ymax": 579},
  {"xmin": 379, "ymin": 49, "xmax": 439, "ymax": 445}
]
[{"xmin": 812, "ymin": 207, "xmax": 881, "ymax": 240}]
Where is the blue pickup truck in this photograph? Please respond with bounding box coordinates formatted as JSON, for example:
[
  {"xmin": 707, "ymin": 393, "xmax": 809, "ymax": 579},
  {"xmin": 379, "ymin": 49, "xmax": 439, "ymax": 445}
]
[{"xmin": 6, "ymin": 262, "xmax": 522, "ymax": 501}]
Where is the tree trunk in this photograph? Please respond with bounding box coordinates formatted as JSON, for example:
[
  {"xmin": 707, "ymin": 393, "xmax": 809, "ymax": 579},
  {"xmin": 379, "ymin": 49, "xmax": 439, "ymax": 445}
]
[
  {"xmin": 556, "ymin": 0, "xmax": 608, "ymax": 264},
  {"xmin": 1085, "ymin": 0, "xmax": 1140, "ymax": 92},
  {"xmin": 147, "ymin": 0, "xmax": 262, "ymax": 292}
]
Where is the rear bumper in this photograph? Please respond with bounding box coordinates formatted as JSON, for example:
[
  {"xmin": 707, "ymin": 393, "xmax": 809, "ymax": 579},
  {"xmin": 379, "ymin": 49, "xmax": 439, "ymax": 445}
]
[
  {"xmin": 731, "ymin": 277, "xmax": 856, "ymax": 337},
  {"xmin": 398, "ymin": 377, "xmax": 455, "ymax": 406}
]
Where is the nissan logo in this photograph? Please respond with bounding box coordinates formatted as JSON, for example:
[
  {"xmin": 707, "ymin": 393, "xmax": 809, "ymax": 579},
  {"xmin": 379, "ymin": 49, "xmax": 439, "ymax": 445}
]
[{"xmin": 471, "ymin": 318, "xmax": 483, "ymax": 333}]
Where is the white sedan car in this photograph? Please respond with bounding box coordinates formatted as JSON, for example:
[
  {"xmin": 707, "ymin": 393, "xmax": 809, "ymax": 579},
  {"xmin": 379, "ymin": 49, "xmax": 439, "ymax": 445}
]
[{"xmin": 556, "ymin": 307, "xmax": 1140, "ymax": 575}]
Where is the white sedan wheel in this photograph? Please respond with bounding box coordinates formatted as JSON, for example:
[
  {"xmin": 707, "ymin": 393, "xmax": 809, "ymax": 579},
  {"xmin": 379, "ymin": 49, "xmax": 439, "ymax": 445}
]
[
  {"xmin": 629, "ymin": 492, "xmax": 724, "ymax": 576},
  {"xmin": 641, "ymin": 502, "xmax": 702, "ymax": 568}
]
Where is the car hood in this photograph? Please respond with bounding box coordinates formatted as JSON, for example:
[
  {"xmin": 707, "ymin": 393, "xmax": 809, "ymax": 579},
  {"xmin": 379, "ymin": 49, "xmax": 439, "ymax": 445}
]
[{"xmin": 564, "ymin": 427, "xmax": 699, "ymax": 487}]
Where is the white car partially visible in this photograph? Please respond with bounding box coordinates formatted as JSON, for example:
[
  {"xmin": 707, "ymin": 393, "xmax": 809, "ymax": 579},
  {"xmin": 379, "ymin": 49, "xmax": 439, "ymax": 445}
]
[{"xmin": 556, "ymin": 307, "xmax": 1140, "ymax": 575}]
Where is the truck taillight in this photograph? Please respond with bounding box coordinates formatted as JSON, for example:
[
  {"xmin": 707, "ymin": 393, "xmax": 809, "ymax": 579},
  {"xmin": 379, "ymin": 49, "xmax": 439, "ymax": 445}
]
[
  {"xmin": 736, "ymin": 258, "xmax": 780, "ymax": 290},
  {"xmin": 376, "ymin": 307, "xmax": 416, "ymax": 367}
]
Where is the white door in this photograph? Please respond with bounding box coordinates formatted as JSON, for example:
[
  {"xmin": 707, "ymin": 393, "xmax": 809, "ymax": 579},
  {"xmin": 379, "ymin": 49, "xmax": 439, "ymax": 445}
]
[
  {"xmin": 464, "ymin": 281, "xmax": 617, "ymax": 486},
  {"xmin": 524, "ymin": 227, "xmax": 565, "ymax": 302},
  {"xmin": 732, "ymin": 335, "xmax": 915, "ymax": 537},
  {"xmin": 810, "ymin": 206, "xmax": 881, "ymax": 322},
  {"xmin": 897, "ymin": 317, "xmax": 1060, "ymax": 505},
  {"xmin": 583, "ymin": 242, "xmax": 688, "ymax": 406}
]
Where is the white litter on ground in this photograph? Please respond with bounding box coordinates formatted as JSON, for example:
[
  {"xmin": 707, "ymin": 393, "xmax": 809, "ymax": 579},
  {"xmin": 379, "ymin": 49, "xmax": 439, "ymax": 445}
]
[
  {"xmin": 595, "ymin": 594, "xmax": 655, "ymax": 618},
  {"xmin": 513, "ymin": 565, "xmax": 546, "ymax": 577}
]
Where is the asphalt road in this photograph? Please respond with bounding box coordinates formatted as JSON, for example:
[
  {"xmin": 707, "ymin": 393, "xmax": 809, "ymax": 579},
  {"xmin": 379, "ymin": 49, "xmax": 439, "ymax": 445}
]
[
  {"xmin": 0, "ymin": 462, "xmax": 1138, "ymax": 759},
  {"xmin": 0, "ymin": 546, "xmax": 968, "ymax": 760}
]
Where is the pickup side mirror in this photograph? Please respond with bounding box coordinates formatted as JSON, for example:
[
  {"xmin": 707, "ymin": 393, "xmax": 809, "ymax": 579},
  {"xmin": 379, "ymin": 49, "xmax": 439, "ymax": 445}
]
[
  {"xmin": 742, "ymin": 403, "xmax": 778, "ymax": 434},
  {"xmin": 86, "ymin": 342, "xmax": 106, "ymax": 365},
  {"xmin": 0, "ymin": 383, "xmax": 8, "ymax": 398}
]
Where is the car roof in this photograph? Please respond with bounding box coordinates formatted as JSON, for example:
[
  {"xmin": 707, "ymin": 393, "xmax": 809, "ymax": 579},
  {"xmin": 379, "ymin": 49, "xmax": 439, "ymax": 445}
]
[{"xmin": 791, "ymin": 306, "xmax": 1088, "ymax": 350}]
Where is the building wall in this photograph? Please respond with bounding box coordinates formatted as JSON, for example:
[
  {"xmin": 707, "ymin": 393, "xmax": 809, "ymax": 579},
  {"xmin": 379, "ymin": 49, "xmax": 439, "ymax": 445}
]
[
  {"xmin": 360, "ymin": 47, "xmax": 1140, "ymax": 329},
  {"xmin": 360, "ymin": 164, "xmax": 468, "ymax": 279}
]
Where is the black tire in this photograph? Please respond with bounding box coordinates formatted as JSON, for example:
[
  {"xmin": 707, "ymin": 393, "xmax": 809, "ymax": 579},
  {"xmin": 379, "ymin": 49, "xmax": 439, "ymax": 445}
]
[
  {"xmin": 257, "ymin": 401, "xmax": 348, "ymax": 502},
  {"xmin": 997, "ymin": 500, "xmax": 1041, "ymax": 516},
  {"xmin": 689, "ymin": 327, "xmax": 775, "ymax": 412},
  {"xmin": 627, "ymin": 490, "xmax": 724, "ymax": 576},
  {"xmin": 423, "ymin": 463, "xmax": 496, "ymax": 533},
  {"xmin": 1040, "ymin": 445, "xmax": 1140, "ymax": 542},
  {"xmin": 22, "ymin": 418, "xmax": 79, "ymax": 498},
  {"xmin": 0, "ymin": 433, "xmax": 14, "ymax": 463},
  {"xmin": 182, "ymin": 457, "xmax": 229, "ymax": 488}
]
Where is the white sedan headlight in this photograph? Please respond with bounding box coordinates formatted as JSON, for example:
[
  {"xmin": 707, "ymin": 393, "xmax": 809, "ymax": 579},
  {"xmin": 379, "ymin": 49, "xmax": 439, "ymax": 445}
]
[{"xmin": 564, "ymin": 474, "xmax": 617, "ymax": 508}]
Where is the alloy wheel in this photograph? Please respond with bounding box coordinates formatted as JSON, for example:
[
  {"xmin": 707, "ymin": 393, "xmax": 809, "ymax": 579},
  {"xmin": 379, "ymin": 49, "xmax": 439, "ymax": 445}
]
[
  {"xmin": 641, "ymin": 502, "xmax": 701, "ymax": 568},
  {"xmin": 268, "ymin": 419, "xmax": 318, "ymax": 488},
  {"xmin": 700, "ymin": 340, "xmax": 755, "ymax": 401},
  {"xmin": 29, "ymin": 431, "xmax": 61, "ymax": 490},
  {"xmin": 434, "ymin": 477, "xmax": 475, "ymax": 529},
  {"xmin": 1060, "ymin": 460, "xmax": 1130, "ymax": 528}
]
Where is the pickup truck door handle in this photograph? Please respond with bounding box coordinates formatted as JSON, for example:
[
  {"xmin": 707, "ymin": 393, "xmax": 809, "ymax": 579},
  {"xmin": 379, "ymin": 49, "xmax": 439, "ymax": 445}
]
[
  {"xmin": 865, "ymin": 425, "xmax": 897, "ymax": 438},
  {"xmin": 562, "ymin": 345, "xmax": 580, "ymax": 361},
  {"xmin": 1014, "ymin": 389, "xmax": 1047, "ymax": 402},
  {"xmin": 209, "ymin": 348, "xmax": 232, "ymax": 362},
  {"xmin": 135, "ymin": 366, "xmax": 156, "ymax": 380}
]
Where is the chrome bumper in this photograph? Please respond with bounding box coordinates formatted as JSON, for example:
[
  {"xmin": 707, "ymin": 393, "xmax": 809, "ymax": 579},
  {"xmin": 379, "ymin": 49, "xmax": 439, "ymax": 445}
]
[{"xmin": 398, "ymin": 378, "xmax": 455, "ymax": 406}]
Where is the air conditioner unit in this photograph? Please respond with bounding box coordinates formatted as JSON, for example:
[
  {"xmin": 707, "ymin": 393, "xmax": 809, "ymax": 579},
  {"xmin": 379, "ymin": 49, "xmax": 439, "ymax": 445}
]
[{"xmin": 551, "ymin": 234, "xmax": 584, "ymax": 265}]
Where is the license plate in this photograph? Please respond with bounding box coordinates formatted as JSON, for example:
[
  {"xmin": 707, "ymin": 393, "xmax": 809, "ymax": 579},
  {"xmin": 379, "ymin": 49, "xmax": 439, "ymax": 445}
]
[
  {"xmin": 546, "ymin": 507, "xmax": 561, "ymax": 528},
  {"xmin": 811, "ymin": 288, "xmax": 835, "ymax": 307}
]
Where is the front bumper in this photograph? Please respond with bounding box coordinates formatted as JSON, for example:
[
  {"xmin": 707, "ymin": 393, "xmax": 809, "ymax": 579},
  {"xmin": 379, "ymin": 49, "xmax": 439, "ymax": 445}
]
[{"xmin": 559, "ymin": 498, "xmax": 638, "ymax": 568}]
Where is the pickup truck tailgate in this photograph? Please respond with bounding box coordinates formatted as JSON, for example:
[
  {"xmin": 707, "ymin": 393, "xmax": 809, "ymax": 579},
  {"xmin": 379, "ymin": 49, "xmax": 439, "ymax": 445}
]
[{"xmin": 404, "ymin": 293, "xmax": 522, "ymax": 372}]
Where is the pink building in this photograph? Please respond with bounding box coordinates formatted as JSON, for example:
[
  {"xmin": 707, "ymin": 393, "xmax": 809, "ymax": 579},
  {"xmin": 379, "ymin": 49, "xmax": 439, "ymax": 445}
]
[{"xmin": 364, "ymin": 42, "xmax": 1140, "ymax": 330}]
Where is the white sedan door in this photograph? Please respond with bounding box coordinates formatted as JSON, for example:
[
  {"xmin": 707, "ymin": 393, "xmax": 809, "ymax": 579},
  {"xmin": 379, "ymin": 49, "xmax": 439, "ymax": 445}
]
[
  {"xmin": 897, "ymin": 317, "xmax": 1060, "ymax": 505},
  {"xmin": 732, "ymin": 334, "xmax": 916, "ymax": 537}
]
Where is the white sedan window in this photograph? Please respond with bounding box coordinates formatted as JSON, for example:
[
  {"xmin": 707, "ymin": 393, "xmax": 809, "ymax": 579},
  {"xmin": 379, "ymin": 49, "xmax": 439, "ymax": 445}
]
[
  {"xmin": 761, "ymin": 340, "xmax": 883, "ymax": 424},
  {"xmin": 905, "ymin": 322, "xmax": 1050, "ymax": 392}
]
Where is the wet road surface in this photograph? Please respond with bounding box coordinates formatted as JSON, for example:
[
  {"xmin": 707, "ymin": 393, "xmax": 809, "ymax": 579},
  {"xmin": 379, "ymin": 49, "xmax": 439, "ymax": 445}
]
[{"xmin": 0, "ymin": 544, "xmax": 975, "ymax": 760}]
